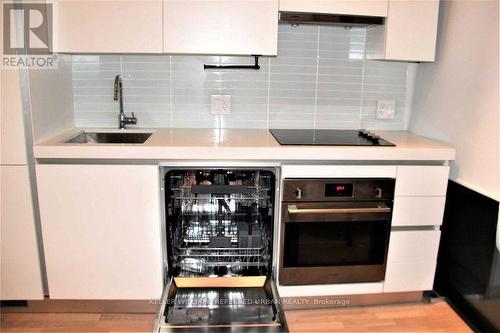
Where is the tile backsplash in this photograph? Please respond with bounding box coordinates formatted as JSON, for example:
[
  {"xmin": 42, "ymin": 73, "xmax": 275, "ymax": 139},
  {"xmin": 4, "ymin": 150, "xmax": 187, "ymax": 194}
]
[{"xmin": 72, "ymin": 24, "xmax": 411, "ymax": 129}]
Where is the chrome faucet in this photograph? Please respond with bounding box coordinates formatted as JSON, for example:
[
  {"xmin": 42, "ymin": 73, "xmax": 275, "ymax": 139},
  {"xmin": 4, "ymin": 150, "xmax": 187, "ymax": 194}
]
[{"xmin": 113, "ymin": 75, "xmax": 137, "ymax": 129}]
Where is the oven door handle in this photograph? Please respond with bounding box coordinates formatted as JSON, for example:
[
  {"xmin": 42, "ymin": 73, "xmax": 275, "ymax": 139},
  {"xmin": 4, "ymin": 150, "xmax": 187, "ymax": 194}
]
[{"xmin": 287, "ymin": 204, "xmax": 391, "ymax": 215}]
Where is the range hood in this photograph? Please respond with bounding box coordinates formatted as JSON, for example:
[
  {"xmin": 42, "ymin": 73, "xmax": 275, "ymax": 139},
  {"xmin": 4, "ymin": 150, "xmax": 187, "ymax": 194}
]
[{"xmin": 279, "ymin": 12, "xmax": 384, "ymax": 27}]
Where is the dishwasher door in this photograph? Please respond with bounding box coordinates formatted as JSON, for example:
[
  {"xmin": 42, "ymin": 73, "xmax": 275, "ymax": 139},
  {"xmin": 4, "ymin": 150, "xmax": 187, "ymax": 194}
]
[{"xmin": 154, "ymin": 276, "xmax": 287, "ymax": 332}]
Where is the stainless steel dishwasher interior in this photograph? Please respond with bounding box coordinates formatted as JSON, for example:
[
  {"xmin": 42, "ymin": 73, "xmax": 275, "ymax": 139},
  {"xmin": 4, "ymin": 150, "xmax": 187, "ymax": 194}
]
[
  {"xmin": 156, "ymin": 168, "xmax": 287, "ymax": 332},
  {"xmin": 63, "ymin": 131, "xmax": 152, "ymax": 144}
]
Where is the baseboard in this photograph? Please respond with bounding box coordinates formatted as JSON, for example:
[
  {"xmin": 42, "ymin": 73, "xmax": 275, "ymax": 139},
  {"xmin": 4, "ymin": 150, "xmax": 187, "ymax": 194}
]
[
  {"xmin": 0, "ymin": 298, "xmax": 159, "ymax": 313},
  {"xmin": 280, "ymin": 291, "xmax": 423, "ymax": 310}
]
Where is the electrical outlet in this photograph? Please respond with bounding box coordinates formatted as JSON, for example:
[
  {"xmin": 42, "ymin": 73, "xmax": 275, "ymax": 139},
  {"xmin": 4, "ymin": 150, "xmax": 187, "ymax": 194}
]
[
  {"xmin": 376, "ymin": 100, "xmax": 396, "ymax": 120},
  {"xmin": 210, "ymin": 95, "xmax": 220, "ymax": 115},
  {"xmin": 220, "ymin": 95, "xmax": 231, "ymax": 114},
  {"xmin": 211, "ymin": 95, "xmax": 231, "ymax": 115}
]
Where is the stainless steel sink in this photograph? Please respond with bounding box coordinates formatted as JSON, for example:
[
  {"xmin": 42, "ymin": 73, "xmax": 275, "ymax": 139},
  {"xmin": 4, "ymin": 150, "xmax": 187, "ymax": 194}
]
[{"xmin": 63, "ymin": 131, "xmax": 152, "ymax": 144}]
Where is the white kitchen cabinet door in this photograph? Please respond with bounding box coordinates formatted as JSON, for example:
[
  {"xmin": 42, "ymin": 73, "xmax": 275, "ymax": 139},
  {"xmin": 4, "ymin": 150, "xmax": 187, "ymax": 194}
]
[
  {"xmin": 386, "ymin": 230, "xmax": 441, "ymax": 263},
  {"xmin": 281, "ymin": 165, "xmax": 396, "ymax": 178},
  {"xmin": 1, "ymin": 166, "xmax": 44, "ymax": 300},
  {"xmin": 367, "ymin": 0, "xmax": 439, "ymax": 62},
  {"xmin": 383, "ymin": 261, "xmax": 436, "ymax": 292},
  {"xmin": 395, "ymin": 165, "xmax": 449, "ymax": 196},
  {"xmin": 53, "ymin": 0, "xmax": 162, "ymax": 53},
  {"xmin": 1, "ymin": 69, "xmax": 27, "ymax": 165},
  {"xmin": 163, "ymin": 0, "xmax": 278, "ymax": 55},
  {"xmin": 279, "ymin": 0, "xmax": 388, "ymax": 17},
  {"xmin": 36, "ymin": 164, "xmax": 163, "ymax": 299},
  {"xmin": 392, "ymin": 196, "xmax": 446, "ymax": 226},
  {"xmin": 384, "ymin": 229, "xmax": 441, "ymax": 292}
]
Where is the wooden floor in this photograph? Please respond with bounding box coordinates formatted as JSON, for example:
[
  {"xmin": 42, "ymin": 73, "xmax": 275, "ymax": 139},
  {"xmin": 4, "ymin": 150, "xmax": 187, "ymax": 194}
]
[
  {"xmin": 285, "ymin": 302, "xmax": 471, "ymax": 332},
  {"xmin": 1, "ymin": 302, "xmax": 471, "ymax": 332}
]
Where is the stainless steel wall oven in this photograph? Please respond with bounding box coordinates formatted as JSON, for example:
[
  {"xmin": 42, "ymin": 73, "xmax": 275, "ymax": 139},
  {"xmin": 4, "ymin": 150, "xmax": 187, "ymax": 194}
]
[
  {"xmin": 280, "ymin": 178, "xmax": 395, "ymax": 285},
  {"xmin": 156, "ymin": 168, "xmax": 286, "ymax": 332}
]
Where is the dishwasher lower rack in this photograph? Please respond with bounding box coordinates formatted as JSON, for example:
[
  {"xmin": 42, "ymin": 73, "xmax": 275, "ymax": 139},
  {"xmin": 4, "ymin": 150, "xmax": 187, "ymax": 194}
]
[
  {"xmin": 154, "ymin": 276, "xmax": 288, "ymax": 333},
  {"xmin": 173, "ymin": 246, "xmax": 270, "ymax": 276},
  {"xmin": 171, "ymin": 215, "xmax": 271, "ymax": 274}
]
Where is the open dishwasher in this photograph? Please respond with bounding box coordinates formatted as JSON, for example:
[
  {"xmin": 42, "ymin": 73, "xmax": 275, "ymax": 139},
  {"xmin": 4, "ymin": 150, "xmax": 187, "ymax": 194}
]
[{"xmin": 155, "ymin": 168, "xmax": 287, "ymax": 332}]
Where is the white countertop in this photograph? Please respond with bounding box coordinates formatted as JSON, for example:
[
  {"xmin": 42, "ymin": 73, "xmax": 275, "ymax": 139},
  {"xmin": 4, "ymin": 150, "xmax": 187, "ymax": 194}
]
[{"xmin": 34, "ymin": 128, "xmax": 456, "ymax": 161}]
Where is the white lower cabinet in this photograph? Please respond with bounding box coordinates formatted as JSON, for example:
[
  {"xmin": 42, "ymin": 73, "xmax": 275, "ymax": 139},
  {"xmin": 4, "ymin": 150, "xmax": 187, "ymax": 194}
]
[
  {"xmin": 384, "ymin": 164, "xmax": 449, "ymax": 293},
  {"xmin": 384, "ymin": 262, "xmax": 437, "ymax": 293},
  {"xmin": 36, "ymin": 164, "xmax": 163, "ymax": 299},
  {"xmin": 384, "ymin": 230, "xmax": 441, "ymax": 292},
  {"xmin": 392, "ymin": 196, "xmax": 446, "ymax": 226},
  {"xmin": 1, "ymin": 166, "xmax": 44, "ymax": 300},
  {"xmin": 395, "ymin": 165, "xmax": 449, "ymax": 196},
  {"xmin": 386, "ymin": 230, "xmax": 441, "ymax": 263}
]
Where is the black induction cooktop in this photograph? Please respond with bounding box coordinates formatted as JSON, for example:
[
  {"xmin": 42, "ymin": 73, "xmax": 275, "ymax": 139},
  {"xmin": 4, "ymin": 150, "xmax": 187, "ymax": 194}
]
[{"xmin": 269, "ymin": 129, "xmax": 395, "ymax": 146}]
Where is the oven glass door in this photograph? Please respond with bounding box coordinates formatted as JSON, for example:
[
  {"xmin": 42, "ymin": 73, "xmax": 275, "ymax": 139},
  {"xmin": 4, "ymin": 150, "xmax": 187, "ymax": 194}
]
[
  {"xmin": 280, "ymin": 202, "xmax": 392, "ymax": 285},
  {"xmin": 283, "ymin": 220, "xmax": 389, "ymax": 268}
]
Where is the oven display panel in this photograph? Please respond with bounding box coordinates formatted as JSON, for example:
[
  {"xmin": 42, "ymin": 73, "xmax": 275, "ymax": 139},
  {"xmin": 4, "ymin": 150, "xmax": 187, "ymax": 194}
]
[{"xmin": 325, "ymin": 183, "xmax": 353, "ymax": 197}]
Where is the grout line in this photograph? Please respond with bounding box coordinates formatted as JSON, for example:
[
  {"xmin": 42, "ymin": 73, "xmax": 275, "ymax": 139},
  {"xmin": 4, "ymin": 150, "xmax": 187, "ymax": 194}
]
[
  {"xmin": 403, "ymin": 63, "xmax": 417, "ymax": 130},
  {"xmin": 358, "ymin": 30, "xmax": 368, "ymax": 129},
  {"xmin": 313, "ymin": 25, "xmax": 320, "ymax": 130},
  {"xmin": 70, "ymin": 56, "xmax": 78, "ymax": 120},
  {"xmin": 266, "ymin": 57, "xmax": 271, "ymax": 129},
  {"xmin": 217, "ymin": 56, "xmax": 222, "ymax": 129},
  {"xmin": 169, "ymin": 55, "xmax": 173, "ymax": 129},
  {"xmin": 119, "ymin": 55, "xmax": 124, "ymax": 124}
]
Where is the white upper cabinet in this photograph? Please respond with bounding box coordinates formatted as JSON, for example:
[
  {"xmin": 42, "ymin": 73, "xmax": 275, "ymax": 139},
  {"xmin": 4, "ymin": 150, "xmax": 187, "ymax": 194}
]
[
  {"xmin": 0, "ymin": 2, "xmax": 27, "ymax": 164},
  {"xmin": 279, "ymin": 0, "xmax": 388, "ymax": 17},
  {"xmin": 367, "ymin": 0, "xmax": 440, "ymax": 62},
  {"xmin": 163, "ymin": 0, "xmax": 279, "ymax": 55},
  {"xmin": 0, "ymin": 69, "xmax": 27, "ymax": 165},
  {"xmin": 53, "ymin": 0, "xmax": 163, "ymax": 53}
]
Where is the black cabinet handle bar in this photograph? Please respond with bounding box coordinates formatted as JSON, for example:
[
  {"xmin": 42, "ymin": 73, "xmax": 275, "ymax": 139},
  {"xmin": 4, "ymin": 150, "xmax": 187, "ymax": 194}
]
[{"xmin": 204, "ymin": 55, "xmax": 261, "ymax": 70}]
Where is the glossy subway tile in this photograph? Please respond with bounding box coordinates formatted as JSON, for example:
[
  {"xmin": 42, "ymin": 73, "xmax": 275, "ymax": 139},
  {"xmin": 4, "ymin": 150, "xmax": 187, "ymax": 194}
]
[{"xmin": 72, "ymin": 24, "xmax": 409, "ymax": 130}]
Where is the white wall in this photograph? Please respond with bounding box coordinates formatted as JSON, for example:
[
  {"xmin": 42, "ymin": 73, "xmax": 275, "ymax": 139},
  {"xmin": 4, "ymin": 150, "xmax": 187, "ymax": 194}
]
[{"xmin": 410, "ymin": 0, "xmax": 499, "ymax": 200}]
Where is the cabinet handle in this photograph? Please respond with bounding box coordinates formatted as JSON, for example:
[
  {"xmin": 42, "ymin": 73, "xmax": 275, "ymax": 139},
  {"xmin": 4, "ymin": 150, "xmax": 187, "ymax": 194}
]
[
  {"xmin": 287, "ymin": 205, "xmax": 391, "ymax": 215},
  {"xmin": 204, "ymin": 55, "xmax": 261, "ymax": 70}
]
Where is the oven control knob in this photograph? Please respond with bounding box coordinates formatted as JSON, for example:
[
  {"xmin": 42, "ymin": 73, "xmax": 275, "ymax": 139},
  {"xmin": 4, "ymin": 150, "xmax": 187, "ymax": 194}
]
[
  {"xmin": 375, "ymin": 187, "xmax": 383, "ymax": 198},
  {"xmin": 295, "ymin": 187, "xmax": 303, "ymax": 199}
]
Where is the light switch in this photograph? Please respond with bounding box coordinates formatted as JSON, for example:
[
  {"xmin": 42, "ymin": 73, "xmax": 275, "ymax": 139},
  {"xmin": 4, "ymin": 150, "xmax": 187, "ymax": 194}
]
[
  {"xmin": 211, "ymin": 95, "xmax": 231, "ymax": 115},
  {"xmin": 376, "ymin": 100, "xmax": 396, "ymax": 120}
]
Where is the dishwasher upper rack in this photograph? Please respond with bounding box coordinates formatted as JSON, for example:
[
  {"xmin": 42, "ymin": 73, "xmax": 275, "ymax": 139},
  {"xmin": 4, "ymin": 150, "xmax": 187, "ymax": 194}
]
[
  {"xmin": 180, "ymin": 217, "xmax": 240, "ymax": 244},
  {"xmin": 170, "ymin": 189, "xmax": 272, "ymax": 209},
  {"xmin": 173, "ymin": 212, "xmax": 267, "ymax": 245},
  {"xmin": 167, "ymin": 170, "xmax": 274, "ymax": 189},
  {"xmin": 173, "ymin": 195, "xmax": 271, "ymax": 212},
  {"xmin": 167, "ymin": 170, "xmax": 274, "ymax": 209}
]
